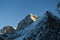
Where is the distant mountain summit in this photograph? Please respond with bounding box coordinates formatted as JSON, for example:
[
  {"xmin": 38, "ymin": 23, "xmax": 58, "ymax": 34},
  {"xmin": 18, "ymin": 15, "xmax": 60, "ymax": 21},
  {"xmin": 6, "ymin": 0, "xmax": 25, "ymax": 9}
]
[
  {"xmin": 2, "ymin": 26, "xmax": 16, "ymax": 34},
  {"xmin": 16, "ymin": 14, "xmax": 38, "ymax": 31}
]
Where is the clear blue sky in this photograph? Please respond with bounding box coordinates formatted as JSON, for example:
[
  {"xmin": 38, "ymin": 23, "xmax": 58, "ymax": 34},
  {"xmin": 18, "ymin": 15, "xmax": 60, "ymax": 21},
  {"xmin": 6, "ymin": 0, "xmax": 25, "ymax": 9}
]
[{"xmin": 0, "ymin": 0, "xmax": 60, "ymax": 29}]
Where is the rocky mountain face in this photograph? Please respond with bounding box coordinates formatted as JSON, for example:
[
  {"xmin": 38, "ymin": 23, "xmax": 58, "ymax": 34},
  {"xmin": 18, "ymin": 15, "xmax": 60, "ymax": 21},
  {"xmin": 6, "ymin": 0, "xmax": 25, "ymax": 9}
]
[
  {"xmin": 15, "ymin": 11, "xmax": 60, "ymax": 40},
  {"xmin": 16, "ymin": 14, "xmax": 38, "ymax": 31},
  {"xmin": 0, "ymin": 11, "xmax": 60, "ymax": 40}
]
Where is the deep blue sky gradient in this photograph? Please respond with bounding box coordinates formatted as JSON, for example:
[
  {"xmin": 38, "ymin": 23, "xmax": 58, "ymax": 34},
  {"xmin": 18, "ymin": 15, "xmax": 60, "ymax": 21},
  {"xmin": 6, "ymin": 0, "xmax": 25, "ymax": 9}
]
[{"xmin": 0, "ymin": 0, "xmax": 60, "ymax": 29}]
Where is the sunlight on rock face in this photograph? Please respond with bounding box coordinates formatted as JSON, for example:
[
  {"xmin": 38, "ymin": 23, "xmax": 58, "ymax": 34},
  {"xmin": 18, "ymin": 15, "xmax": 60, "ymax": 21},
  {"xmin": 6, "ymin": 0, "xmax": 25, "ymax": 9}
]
[{"xmin": 30, "ymin": 14, "xmax": 38, "ymax": 21}]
